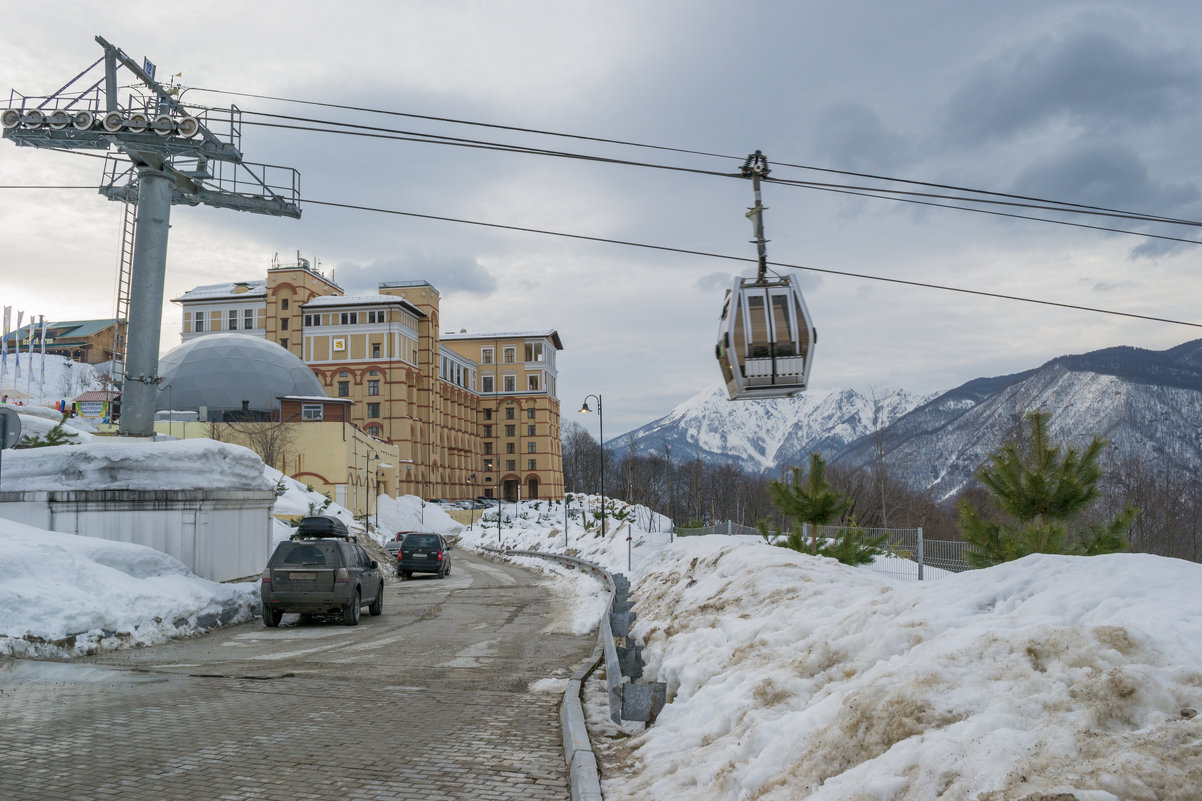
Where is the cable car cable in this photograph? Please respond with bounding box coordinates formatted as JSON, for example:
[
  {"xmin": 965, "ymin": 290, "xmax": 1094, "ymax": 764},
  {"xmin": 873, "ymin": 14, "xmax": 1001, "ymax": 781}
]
[
  {"xmin": 184, "ymin": 86, "xmax": 1202, "ymax": 229},
  {"xmin": 3, "ymin": 181, "xmax": 1198, "ymax": 328},
  {"xmin": 298, "ymin": 197, "xmax": 1202, "ymax": 329},
  {"xmin": 225, "ymin": 115, "xmax": 1202, "ymax": 238}
]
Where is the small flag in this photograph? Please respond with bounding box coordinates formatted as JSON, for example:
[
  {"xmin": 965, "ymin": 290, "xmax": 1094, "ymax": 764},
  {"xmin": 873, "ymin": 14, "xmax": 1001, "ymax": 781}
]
[
  {"xmin": 1, "ymin": 305, "xmax": 9, "ymax": 380},
  {"xmin": 39, "ymin": 315, "xmax": 46, "ymax": 391},
  {"xmin": 14, "ymin": 311, "xmax": 22, "ymax": 379}
]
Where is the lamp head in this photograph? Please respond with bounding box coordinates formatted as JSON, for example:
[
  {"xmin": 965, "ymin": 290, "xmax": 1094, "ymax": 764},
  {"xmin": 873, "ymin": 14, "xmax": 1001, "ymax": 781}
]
[{"xmin": 579, "ymin": 402, "xmax": 591, "ymax": 414}]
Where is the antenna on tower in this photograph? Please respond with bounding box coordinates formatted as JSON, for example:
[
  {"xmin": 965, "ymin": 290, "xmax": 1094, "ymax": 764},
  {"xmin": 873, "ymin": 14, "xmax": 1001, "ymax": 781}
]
[{"xmin": 2, "ymin": 36, "xmax": 302, "ymax": 436}]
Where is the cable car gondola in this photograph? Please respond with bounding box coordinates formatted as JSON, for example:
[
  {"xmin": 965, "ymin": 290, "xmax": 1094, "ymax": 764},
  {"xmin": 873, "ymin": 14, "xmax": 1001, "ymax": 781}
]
[
  {"xmin": 716, "ymin": 151, "xmax": 817, "ymax": 400},
  {"xmin": 716, "ymin": 273, "xmax": 815, "ymax": 399}
]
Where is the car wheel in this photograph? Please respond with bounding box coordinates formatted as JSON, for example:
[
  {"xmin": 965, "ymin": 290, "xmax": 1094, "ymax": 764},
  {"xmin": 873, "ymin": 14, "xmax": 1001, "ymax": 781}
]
[
  {"xmin": 343, "ymin": 590, "xmax": 361, "ymax": 626},
  {"xmin": 401, "ymin": 570, "xmax": 411, "ymax": 580},
  {"xmin": 368, "ymin": 582, "xmax": 384, "ymax": 616},
  {"xmin": 437, "ymin": 566, "xmax": 446, "ymax": 580},
  {"xmin": 262, "ymin": 604, "xmax": 283, "ymax": 627}
]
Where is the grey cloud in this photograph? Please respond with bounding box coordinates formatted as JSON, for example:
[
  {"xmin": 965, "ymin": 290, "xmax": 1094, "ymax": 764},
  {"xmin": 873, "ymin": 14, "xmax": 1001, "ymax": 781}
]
[
  {"xmin": 332, "ymin": 254, "xmax": 498, "ymax": 296},
  {"xmin": 1011, "ymin": 141, "xmax": 1199, "ymax": 210},
  {"xmin": 811, "ymin": 104, "xmax": 910, "ymax": 173},
  {"xmin": 942, "ymin": 29, "xmax": 1199, "ymax": 147},
  {"xmin": 696, "ymin": 271, "xmax": 735, "ymax": 292}
]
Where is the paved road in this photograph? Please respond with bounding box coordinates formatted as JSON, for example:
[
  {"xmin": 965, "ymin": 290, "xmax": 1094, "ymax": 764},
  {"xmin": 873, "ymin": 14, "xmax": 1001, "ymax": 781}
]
[{"xmin": 0, "ymin": 550, "xmax": 597, "ymax": 801}]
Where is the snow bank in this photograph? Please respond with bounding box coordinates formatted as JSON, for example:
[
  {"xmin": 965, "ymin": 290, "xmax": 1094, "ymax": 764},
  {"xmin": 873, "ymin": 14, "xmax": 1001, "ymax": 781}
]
[
  {"xmin": 454, "ymin": 494, "xmax": 673, "ymax": 578},
  {"xmin": 2, "ymin": 438, "xmax": 273, "ymax": 491},
  {"xmin": 0, "ymin": 516, "xmax": 257, "ymax": 658},
  {"xmin": 372, "ymin": 494, "xmax": 463, "ymax": 543},
  {"xmin": 612, "ymin": 538, "xmax": 1202, "ymax": 801}
]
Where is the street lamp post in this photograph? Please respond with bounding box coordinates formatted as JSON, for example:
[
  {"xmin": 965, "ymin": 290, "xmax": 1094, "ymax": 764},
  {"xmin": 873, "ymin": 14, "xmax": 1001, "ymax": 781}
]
[{"xmin": 579, "ymin": 395, "xmax": 605, "ymax": 541}]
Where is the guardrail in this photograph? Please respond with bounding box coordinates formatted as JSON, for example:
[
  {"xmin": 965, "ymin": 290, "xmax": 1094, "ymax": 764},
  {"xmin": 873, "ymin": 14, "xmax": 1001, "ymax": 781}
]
[{"xmin": 488, "ymin": 549, "xmax": 665, "ymax": 801}]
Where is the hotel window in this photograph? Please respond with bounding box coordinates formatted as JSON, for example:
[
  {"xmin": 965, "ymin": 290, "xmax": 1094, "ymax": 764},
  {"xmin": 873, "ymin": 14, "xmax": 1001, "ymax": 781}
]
[
  {"xmin": 503, "ymin": 375, "xmax": 516, "ymax": 392},
  {"xmin": 482, "ymin": 424, "xmax": 492, "ymax": 437},
  {"xmin": 505, "ymin": 460, "xmax": 516, "ymax": 471},
  {"xmin": 193, "ymin": 311, "xmax": 204, "ymax": 332},
  {"xmin": 524, "ymin": 343, "xmax": 543, "ymax": 362},
  {"xmin": 481, "ymin": 375, "xmax": 494, "ymax": 393},
  {"xmin": 528, "ymin": 459, "xmax": 537, "ymax": 470},
  {"xmin": 481, "ymin": 347, "xmax": 494, "ymax": 364},
  {"xmin": 484, "ymin": 458, "xmax": 494, "ymax": 471},
  {"xmin": 527, "ymin": 424, "xmax": 536, "ymax": 437},
  {"xmin": 366, "ymin": 424, "xmax": 382, "ymax": 436},
  {"xmin": 245, "ymin": 309, "xmax": 255, "ymax": 329},
  {"xmin": 505, "ymin": 425, "xmax": 515, "ymax": 437},
  {"xmin": 301, "ymin": 404, "xmax": 323, "ymax": 421},
  {"xmin": 281, "ymin": 298, "xmax": 289, "ymax": 310},
  {"xmin": 527, "ymin": 408, "xmax": 536, "ymax": 420},
  {"xmin": 505, "ymin": 406, "xmax": 515, "ymax": 420},
  {"xmin": 367, "ymin": 403, "xmax": 380, "ymax": 418},
  {"xmin": 228, "ymin": 310, "xmax": 237, "ymax": 330},
  {"xmin": 372, "ymin": 343, "xmax": 381, "ymax": 358},
  {"xmin": 484, "ymin": 442, "xmax": 493, "ymax": 455},
  {"xmin": 527, "ymin": 442, "xmax": 536, "ymax": 453},
  {"xmin": 368, "ymin": 380, "xmax": 380, "ymax": 396},
  {"xmin": 503, "ymin": 347, "xmax": 515, "ymax": 363},
  {"xmin": 340, "ymin": 312, "xmax": 358, "ymax": 325},
  {"xmin": 527, "ymin": 374, "xmax": 539, "ymax": 390},
  {"xmin": 280, "ymin": 338, "xmax": 288, "ymax": 349},
  {"xmin": 281, "ymin": 318, "xmax": 289, "ymax": 330},
  {"xmin": 337, "ymin": 381, "xmax": 349, "ymax": 397},
  {"xmin": 482, "ymin": 409, "xmax": 493, "ymax": 421},
  {"xmin": 506, "ymin": 442, "xmax": 515, "ymax": 454}
]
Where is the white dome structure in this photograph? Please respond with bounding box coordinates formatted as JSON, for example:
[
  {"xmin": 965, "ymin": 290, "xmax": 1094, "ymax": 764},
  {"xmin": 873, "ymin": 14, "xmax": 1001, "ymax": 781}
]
[{"xmin": 156, "ymin": 334, "xmax": 326, "ymax": 420}]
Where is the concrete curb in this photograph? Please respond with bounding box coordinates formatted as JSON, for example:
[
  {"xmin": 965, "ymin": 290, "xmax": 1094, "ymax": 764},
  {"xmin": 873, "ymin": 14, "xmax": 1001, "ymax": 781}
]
[{"xmin": 487, "ymin": 548, "xmax": 612, "ymax": 801}]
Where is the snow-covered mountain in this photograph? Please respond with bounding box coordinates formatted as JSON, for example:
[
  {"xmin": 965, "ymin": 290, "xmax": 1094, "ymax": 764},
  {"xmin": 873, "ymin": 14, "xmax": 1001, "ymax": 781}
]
[
  {"xmin": 841, "ymin": 339, "xmax": 1202, "ymax": 499},
  {"xmin": 615, "ymin": 339, "xmax": 1202, "ymax": 499},
  {"xmin": 614, "ymin": 384, "xmax": 932, "ymax": 473}
]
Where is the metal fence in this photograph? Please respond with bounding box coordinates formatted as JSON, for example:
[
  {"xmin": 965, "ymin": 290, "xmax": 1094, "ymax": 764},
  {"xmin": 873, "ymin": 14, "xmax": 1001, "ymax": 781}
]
[{"xmin": 674, "ymin": 521, "xmax": 973, "ymax": 580}]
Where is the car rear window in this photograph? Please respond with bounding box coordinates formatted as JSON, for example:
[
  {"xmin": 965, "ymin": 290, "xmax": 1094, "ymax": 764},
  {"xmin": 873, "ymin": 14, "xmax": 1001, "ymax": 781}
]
[
  {"xmin": 402, "ymin": 534, "xmax": 441, "ymax": 549},
  {"xmin": 272, "ymin": 543, "xmax": 336, "ymax": 567}
]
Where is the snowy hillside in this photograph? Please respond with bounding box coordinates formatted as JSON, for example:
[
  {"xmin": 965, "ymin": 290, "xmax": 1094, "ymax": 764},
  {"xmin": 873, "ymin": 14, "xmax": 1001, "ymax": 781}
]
[
  {"xmin": 616, "ymin": 384, "xmax": 930, "ymax": 472},
  {"xmin": 837, "ymin": 339, "xmax": 1202, "ymax": 498},
  {"xmin": 0, "ymin": 353, "xmax": 107, "ymax": 405}
]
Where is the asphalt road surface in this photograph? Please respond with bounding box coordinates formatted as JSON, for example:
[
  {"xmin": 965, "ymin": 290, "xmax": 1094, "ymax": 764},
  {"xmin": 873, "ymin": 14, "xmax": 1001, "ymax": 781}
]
[{"xmin": 0, "ymin": 549, "xmax": 598, "ymax": 801}]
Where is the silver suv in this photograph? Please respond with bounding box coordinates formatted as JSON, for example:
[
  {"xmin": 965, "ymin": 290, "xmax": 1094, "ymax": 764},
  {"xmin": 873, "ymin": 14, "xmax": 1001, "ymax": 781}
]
[{"xmin": 260, "ymin": 517, "xmax": 385, "ymax": 626}]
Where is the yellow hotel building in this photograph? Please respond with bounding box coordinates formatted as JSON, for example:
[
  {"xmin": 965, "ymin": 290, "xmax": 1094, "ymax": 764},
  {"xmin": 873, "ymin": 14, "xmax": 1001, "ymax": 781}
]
[{"xmin": 173, "ymin": 258, "xmax": 564, "ymax": 501}]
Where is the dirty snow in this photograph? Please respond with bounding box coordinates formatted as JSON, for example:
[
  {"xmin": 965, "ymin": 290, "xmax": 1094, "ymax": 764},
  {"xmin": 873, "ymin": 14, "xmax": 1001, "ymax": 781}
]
[{"xmin": 603, "ymin": 537, "xmax": 1202, "ymax": 801}]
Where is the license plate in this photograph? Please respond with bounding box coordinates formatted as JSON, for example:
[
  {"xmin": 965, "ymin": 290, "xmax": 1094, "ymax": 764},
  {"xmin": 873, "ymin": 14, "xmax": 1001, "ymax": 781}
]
[
  {"xmin": 412, "ymin": 553, "xmax": 426, "ymax": 559},
  {"xmin": 289, "ymin": 572, "xmax": 317, "ymax": 581}
]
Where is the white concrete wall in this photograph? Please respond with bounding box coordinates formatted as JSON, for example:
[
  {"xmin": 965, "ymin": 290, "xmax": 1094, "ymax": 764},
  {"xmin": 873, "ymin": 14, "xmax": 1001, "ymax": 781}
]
[{"xmin": 0, "ymin": 489, "xmax": 276, "ymax": 582}]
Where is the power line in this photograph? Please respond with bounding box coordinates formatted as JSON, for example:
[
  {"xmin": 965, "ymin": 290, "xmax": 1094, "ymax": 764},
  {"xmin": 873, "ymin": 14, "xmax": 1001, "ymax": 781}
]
[
  {"xmin": 300, "ymin": 197, "xmax": 1202, "ymax": 329},
  {"xmin": 226, "ymin": 115, "xmax": 1201, "ymax": 243},
  {"xmin": 188, "ymin": 86, "xmax": 1202, "ymax": 232},
  {"xmin": 4, "ymin": 181, "xmax": 1198, "ymax": 327}
]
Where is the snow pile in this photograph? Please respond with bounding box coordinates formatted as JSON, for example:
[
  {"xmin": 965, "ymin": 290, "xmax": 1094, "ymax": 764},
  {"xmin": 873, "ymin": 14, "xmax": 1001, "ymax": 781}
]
[
  {"xmin": 1, "ymin": 439, "xmax": 273, "ymax": 491},
  {"xmin": 0, "ymin": 516, "xmax": 257, "ymax": 658},
  {"xmin": 455, "ymin": 494, "xmax": 673, "ymax": 577},
  {"xmin": 264, "ymin": 466, "xmax": 358, "ymax": 544},
  {"xmin": 372, "ymin": 494, "xmax": 463, "ymax": 543},
  {"xmin": 610, "ymin": 538, "xmax": 1202, "ymax": 801},
  {"xmin": 10, "ymin": 407, "xmax": 98, "ymax": 444}
]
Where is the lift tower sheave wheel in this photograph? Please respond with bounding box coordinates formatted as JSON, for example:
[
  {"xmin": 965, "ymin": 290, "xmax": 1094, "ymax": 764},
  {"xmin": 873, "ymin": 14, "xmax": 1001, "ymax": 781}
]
[
  {"xmin": 2, "ymin": 35, "xmax": 302, "ymax": 437},
  {"xmin": 716, "ymin": 151, "xmax": 817, "ymax": 400}
]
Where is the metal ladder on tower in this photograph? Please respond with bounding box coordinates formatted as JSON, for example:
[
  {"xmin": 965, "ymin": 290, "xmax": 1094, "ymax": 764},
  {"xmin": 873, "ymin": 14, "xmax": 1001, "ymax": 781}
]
[{"xmin": 110, "ymin": 201, "xmax": 136, "ymax": 388}]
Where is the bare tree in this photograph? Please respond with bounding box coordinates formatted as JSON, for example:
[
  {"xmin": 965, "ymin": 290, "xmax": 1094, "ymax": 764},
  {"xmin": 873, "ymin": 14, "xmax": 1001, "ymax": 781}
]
[{"xmin": 221, "ymin": 420, "xmax": 296, "ymax": 470}]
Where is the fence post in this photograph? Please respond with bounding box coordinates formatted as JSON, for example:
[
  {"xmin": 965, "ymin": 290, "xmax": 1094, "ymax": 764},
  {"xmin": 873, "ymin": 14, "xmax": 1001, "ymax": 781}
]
[
  {"xmin": 917, "ymin": 527, "xmax": 924, "ymax": 581},
  {"xmin": 727, "ymin": 520, "xmax": 732, "ymax": 536}
]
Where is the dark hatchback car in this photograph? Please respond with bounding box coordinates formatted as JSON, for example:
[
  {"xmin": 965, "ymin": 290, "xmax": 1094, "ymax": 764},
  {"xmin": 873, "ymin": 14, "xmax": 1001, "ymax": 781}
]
[
  {"xmin": 260, "ymin": 516, "xmax": 385, "ymax": 626},
  {"xmin": 396, "ymin": 532, "xmax": 452, "ymax": 580}
]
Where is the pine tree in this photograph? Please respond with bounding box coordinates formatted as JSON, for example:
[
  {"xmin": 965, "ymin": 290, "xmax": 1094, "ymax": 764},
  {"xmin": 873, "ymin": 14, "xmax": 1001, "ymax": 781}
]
[
  {"xmin": 17, "ymin": 416, "xmax": 78, "ymax": 448},
  {"xmin": 958, "ymin": 410, "xmax": 1135, "ymax": 567},
  {"xmin": 760, "ymin": 452, "xmax": 886, "ymax": 565}
]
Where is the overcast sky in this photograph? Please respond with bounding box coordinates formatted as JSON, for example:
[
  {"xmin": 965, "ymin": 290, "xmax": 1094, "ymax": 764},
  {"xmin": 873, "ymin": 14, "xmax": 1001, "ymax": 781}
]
[{"xmin": 4, "ymin": 1, "xmax": 1202, "ymax": 434}]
